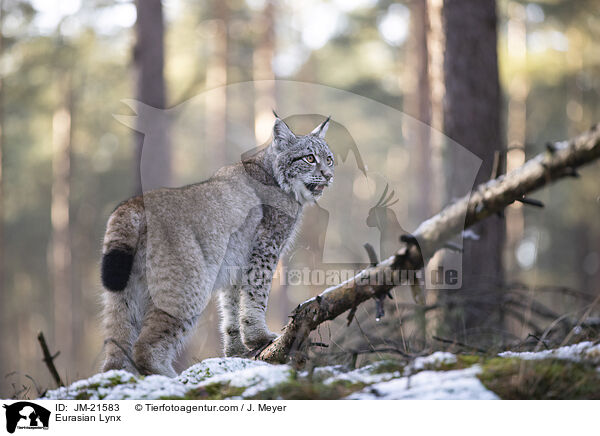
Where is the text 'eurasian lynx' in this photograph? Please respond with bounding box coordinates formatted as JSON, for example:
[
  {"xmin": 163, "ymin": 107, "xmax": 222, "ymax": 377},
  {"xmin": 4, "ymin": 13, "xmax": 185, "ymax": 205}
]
[{"xmin": 100, "ymin": 115, "xmax": 334, "ymax": 376}]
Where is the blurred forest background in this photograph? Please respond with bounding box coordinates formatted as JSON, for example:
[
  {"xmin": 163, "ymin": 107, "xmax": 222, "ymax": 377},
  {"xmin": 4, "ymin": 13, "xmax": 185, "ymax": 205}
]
[{"xmin": 1, "ymin": 0, "xmax": 599, "ymax": 397}]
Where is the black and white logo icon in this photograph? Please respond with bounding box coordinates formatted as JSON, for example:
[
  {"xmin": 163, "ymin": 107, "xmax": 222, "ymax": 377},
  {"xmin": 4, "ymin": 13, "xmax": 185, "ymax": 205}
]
[{"xmin": 3, "ymin": 402, "xmax": 50, "ymax": 433}]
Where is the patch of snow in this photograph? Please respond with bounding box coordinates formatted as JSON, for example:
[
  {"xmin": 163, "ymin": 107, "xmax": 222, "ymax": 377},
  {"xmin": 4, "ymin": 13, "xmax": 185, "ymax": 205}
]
[
  {"xmin": 299, "ymin": 365, "xmax": 348, "ymax": 382},
  {"xmin": 178, "ymin": 358, "xmax": 270, "ymax": 384},
  {"xmin": 498, "ymin": 341, "xmax": 600, "ymax": 364},
  {"xmin": 347, "ymin": 366, "xmax": 499, "ymax": 400},
  {"xmin": 44, "ymin": 358, "xmax": 292, "ymax": 400},
  {"xmin": 101, "ymin": 375, "xmax": 189, "ymax": 400},
  {"xmin": 43, "ymin": 342, "xmax": 599, "ymax": 400},
  {"xmin": 323, "ymin": 366, "xmax": 398, "ymax": 386},
  {"xmin": 44, "ymin": 370, "xmax": 189, "ymax": 400},
  {"xmin": 410, "ymin": 351, "xmax": 457, "ymax": 371},
  {"xmin": 323, "ymin": 353, "xmax": 458, "ymax": 387},
  {"xmin": 196, "ymin": 364, "xmax": 293, "ymax": 398}
]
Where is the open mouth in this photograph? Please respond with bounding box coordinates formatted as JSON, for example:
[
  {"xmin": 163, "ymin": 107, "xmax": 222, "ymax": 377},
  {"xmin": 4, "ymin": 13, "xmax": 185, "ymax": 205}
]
[{"xmin": 305, "ymin": 183, "xmax": 327, "ymax": 194}]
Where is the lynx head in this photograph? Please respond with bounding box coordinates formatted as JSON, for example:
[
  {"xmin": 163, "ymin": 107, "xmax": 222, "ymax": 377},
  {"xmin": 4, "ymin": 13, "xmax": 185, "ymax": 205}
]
[{"xmin": 270, "ymin": 115, "xmax": 334, "ymax": 204}]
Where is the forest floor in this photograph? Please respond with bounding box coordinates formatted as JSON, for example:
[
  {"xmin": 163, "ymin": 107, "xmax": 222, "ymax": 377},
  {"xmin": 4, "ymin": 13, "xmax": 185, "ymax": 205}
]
[{"xmin": 39, "ymin": 341, "xmax": 600, "ymax": 400}]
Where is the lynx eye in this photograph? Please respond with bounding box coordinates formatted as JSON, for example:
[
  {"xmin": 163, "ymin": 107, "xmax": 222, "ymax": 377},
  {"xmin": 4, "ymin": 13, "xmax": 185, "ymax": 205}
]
[
  {"xmin": 303, "ymin": 154, "xmax": 316, "ymax": 164},
  {"xmin": 326, "ymin": 156, "xmax": 333, "ymax": 166}
]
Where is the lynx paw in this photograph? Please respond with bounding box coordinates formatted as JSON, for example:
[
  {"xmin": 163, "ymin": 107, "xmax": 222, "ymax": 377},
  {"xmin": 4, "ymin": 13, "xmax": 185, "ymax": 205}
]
[
  {"xmin": 132, "ymin": 343, "xmax": 177, "ymax": 377},
  {"xmin": 241, "ymin": 327, "xmax": 277, "ymax": 351},
  {"xmin": 224, "ymin": 339, "xmax": 249, "ymax": 357},
  {"xmin": 102, "ymin": 356, "xmax": 137, "ymax": 375}
]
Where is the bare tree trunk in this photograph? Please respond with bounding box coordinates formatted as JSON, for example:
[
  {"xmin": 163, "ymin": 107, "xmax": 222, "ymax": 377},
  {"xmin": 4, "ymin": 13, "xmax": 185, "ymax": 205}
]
[
  {"xmin": 253, "ymin": 0, "xmax": 275, "ymax": 146},
  {"xmin": 205, "ymin": 0, "xmax": 229, "ymax": 164},
  {"xmin": 134, "ymin": 0, "xmax": 170, "ymax": 192},
  {"xmin": 440, "ymin": 0, "xmax": 505, "ymax": 342},
  {"xmin": 426, "ymin": 0, "xmax": 445, "ymax": 206},
  {"xmin": 0, "ymin": 0, "xmax": 5, "ymax": 384},
  {"xmin": 403, "ymin": 0, "xmax": 434, "ymax": 344},
  {"xmin": 405, "ymin": 0, "xmax": 433, "ymax": 219},
  {"xmin": 50, "ymin": 75, "xmax": 73, "ymax": 365},
  {"xmin": 505, "ymin": 1, "xmax": 527, "ymax": 276}
]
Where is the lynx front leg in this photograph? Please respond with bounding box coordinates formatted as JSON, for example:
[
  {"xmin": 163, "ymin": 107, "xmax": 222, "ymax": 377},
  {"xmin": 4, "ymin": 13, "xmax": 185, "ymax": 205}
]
[
  {"xmin": 240, "ymin": 205, "xmax": 294, "ymax": 351},
  {"xmin": 239, "ymin": 266, "xmax": 278, "ymax": 351},
  {"xmin": 217, "ymin": 286, "xmax": 248, "ymax": 356}
]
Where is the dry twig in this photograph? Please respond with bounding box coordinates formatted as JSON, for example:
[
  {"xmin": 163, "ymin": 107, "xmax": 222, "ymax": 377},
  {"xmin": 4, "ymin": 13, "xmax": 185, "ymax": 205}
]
[{"xmin": 36, "ymin": 331, "xmax": 63, "ymax": 387}]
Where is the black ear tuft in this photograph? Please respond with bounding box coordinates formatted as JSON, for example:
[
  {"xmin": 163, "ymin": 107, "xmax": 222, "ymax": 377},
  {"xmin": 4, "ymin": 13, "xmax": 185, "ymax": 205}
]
[
  {"xmin": 273, "ymin": 118, "xmax": 296, "ymax": 149},
  {"xmin": 310, "ymin": 116, "xmax": 331, "ymax": 139},
  {"xmin": 101, "ymin": 249, "xmax": 134, "ymax": 292}
]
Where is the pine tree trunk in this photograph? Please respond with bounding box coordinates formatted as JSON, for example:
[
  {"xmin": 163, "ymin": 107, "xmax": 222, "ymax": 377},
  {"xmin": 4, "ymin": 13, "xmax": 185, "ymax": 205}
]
[
  {"xmin": 205, "ymin": 0, "xmax": 229, "ymax": 165},
  {"xmin": 253, "ymin": 0, "xmax": 275, "ymax": 146},
  {"xmin": 441, "ymin": 0, "xmax": 505, "ymax": 342},
  {"xmin": 406, "ymin": 0, "xmax": 433, "ymax": 219},
  {"xmin": 505, "ymin": 2, "xmax": 527, "ymax": 276},
  {"xmin": 134, "ymin": 0, "xmax": 170, "ymax": 192},
  {"xmin": 0, "ymin": 0, "xmax": 5, "ymax": 386}
]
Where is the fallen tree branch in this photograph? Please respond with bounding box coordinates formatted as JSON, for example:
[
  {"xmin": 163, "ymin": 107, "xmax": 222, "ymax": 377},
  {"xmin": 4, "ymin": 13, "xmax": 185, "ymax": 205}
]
[{"xmin": 258, "ymin": 124, "xmax": 600, "ymax": 365}]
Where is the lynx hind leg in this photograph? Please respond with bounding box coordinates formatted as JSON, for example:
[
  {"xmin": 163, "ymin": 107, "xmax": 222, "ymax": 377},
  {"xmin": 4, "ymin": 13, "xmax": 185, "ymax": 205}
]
[
  {"xmin": 217, "ymin": 287, "xmax": 248, "ymax": 356},
  {"xmin": 102, "ymin": 287, "xmax": 141, "ymax": 374},
  {"xmin": 132, "ymin": 305, "xmax": 196, "ymax": 377}
]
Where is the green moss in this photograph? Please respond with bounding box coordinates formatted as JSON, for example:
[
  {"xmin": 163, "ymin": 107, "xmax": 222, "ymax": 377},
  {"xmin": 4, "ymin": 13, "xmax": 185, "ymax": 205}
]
[
  {"xmin": 181, "ymin": 367, "xmax": 213, "ymax": 383},
  {"xmin": 369, "ymin": 360, "xmax": 406, "ymax": 375},
  {"xmin": 478, "ymin": 357, "xmax": 600, "ymax": 399},
  {"xmin": 71, "ymin": 375, "xmax": 134, "ymax": 399},
  {"xmin": 428, "ymin": 354, "xmax": 483, "ymax": 371},
  {"xmin": 457, "ymin": 354, "xmax": 481, "ymax": 366},
  {"xmin": 249, "ymin": 378, "xmax": 366, "ymax": 400},
  {"xmin": 106, "ymin": 375, "xmax": 135, "ymax": 386},
  {"xmin": 162, "ymin": 382, "xmax": 247, "ymax": 400},
  {"xmin": 159, "ymin": 377, "xmax": 365, "ymax": 400}
]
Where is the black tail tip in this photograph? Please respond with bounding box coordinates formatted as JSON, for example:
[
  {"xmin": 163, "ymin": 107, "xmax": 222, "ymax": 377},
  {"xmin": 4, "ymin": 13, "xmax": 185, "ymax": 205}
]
[{"xmin": 101, "ymin": 249, "xmax": 134, "ymax": 292}]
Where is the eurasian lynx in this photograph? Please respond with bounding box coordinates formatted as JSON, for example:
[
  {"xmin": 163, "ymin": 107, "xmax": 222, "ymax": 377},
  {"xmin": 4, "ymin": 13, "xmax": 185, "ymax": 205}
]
[{"xmin": 100, "ymin": 115, "xmax": 334, "ymax": 376}]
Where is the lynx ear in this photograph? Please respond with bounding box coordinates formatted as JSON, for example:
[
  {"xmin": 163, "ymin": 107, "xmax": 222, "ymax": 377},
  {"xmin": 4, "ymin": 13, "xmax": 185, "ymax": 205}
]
[
  {"xmin": 273, "ymin": 117, "xmax": 296, "ymax": 149},
  {"xmin": 310, "ymin": 116, "xmax": 330, "ymax": 139}
]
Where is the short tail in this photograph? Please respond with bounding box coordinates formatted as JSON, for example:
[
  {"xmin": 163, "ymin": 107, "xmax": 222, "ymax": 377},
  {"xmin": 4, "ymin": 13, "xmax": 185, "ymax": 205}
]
[{"xmin": 101, "ymin": 197, "xmax": 144, "ymax": 292}]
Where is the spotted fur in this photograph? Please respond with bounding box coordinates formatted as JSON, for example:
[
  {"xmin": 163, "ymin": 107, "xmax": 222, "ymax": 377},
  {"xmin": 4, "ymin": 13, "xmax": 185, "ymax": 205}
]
[{"xmin": 101, "ymin": 116, "xmax": 334, "ymax": 376}]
